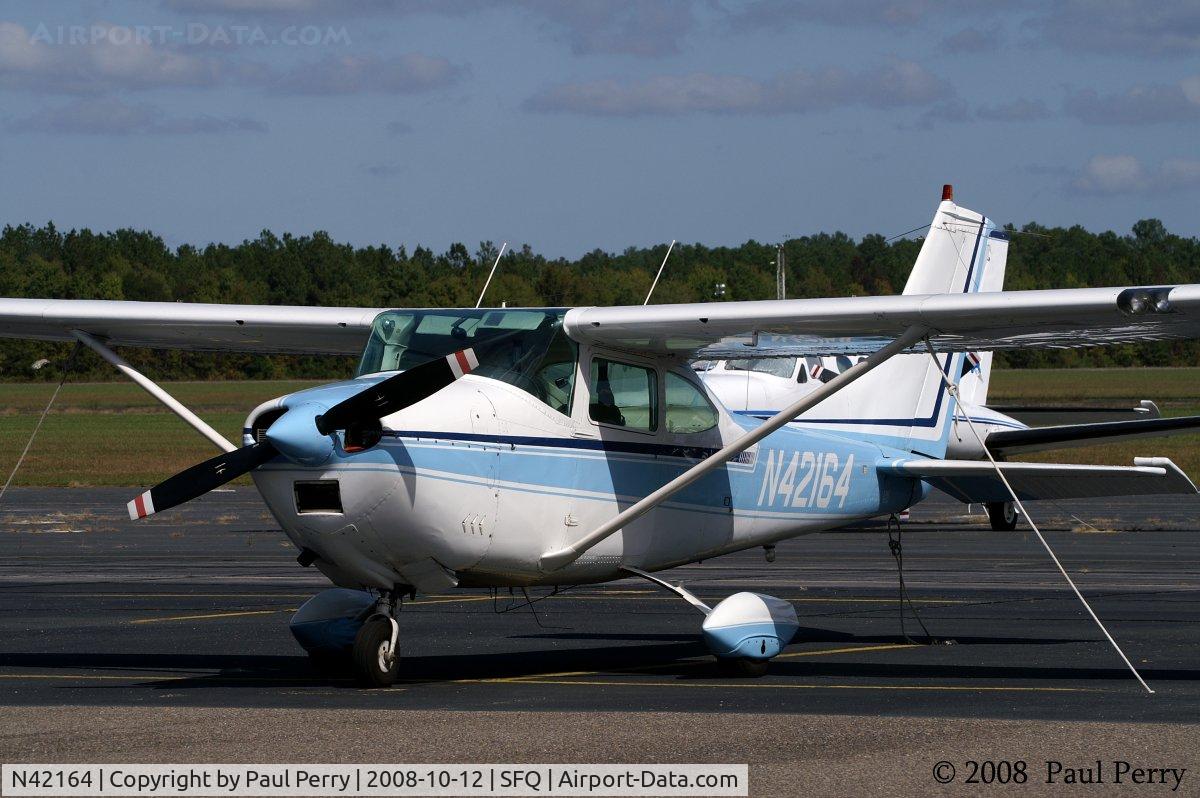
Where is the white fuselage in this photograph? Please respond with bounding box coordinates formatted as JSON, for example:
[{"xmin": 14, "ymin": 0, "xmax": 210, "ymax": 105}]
[
  {"xmin": 697, "ymin": 357, "xmax": 1026, "ymax": 461},
  {"xmin": 246, "ymin": 349, "xmax": 920, "ymax": 593}
]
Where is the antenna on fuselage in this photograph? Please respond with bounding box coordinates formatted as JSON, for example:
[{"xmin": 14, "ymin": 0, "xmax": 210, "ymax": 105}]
[
  {"xmin": 643, "ymin": 239, "xmax": 677, "ymax": 305},
  {"xmin": 475, "ymin": 241, "xmax": 508, "ymax": 308}
]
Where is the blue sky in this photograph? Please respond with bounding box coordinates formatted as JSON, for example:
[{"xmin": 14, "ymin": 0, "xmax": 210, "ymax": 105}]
[{"xmin": 0, "ymin": 1, "xmax": 1197, "ymax": 257}]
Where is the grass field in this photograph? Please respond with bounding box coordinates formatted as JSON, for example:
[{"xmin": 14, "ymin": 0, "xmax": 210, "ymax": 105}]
[{"xmin": 1, "ymin": 370, "xmax": 1198, "ymax": 486}]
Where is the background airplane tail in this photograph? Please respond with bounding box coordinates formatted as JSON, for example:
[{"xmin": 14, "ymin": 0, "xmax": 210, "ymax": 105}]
[{"xmin": 798, "ymin": 192, "xmax": 1008, "ymax": 458}]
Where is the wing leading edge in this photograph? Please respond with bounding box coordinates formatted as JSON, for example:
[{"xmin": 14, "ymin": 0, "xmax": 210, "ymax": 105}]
[
  {"xmin": 0, "ymin": 298, "xmax": 385, "ymax": 354},
  {"xmin": 3, "ymin": 283, "xmax": 1200, "ymax": 358},
  {"xmin": 564, "ymin": 284, "xmax": 1200, "ymax": 358}
]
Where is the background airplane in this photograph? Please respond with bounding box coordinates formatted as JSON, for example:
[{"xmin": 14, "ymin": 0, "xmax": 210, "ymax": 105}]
[{"xmin": 698, "ymin": 197, "xmax": 1200, "ymax": 530}]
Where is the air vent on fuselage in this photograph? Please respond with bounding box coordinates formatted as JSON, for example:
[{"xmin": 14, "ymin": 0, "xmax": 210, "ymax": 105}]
[
  {"xmin": 294, "ymin": 480, "xmax": 343, "ymax": 514},
  {"xmin": 252, "ymin": 408, "xmax": 287, "ymax": 443}
]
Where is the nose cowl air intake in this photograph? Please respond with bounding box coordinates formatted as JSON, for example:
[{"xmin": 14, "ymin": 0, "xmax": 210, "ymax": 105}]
[{"xmin": 265, "ymin": 402, "xmax": 335, "ymax": 466}]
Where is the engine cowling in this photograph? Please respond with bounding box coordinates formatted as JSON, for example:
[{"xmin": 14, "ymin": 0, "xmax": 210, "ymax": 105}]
[{"xmin": 701, "ymin": 592, "xmax": 799, "ymax": 660}]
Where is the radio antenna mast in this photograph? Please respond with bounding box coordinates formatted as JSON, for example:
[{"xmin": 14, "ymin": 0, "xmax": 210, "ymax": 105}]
[
  {"xmin": 776, "ymin": 244, "xmax": 786, "ymax": 300},
  {"xmin": 475, "ymin": 242, "xmax": 508, "ymax": 308},
  {"xmin": 643, "ymin": 239, "xmax": 676, "ymax": 305}
]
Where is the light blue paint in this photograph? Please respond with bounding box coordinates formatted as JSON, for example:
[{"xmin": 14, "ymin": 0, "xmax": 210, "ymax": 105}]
[{"xmin": 702, "ymin": 621, "xmax": 793, "ymax": 660}]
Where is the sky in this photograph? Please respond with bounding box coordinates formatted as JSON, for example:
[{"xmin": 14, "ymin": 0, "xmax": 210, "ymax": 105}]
[{"xmin": 0, "ymin": 0, "xmax": 1197, "ymax": 258}]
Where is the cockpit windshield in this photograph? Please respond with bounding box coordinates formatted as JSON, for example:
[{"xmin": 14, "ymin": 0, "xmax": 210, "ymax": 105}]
[{"xmin": 356, "ymin": 308, "xmax": 577, "ymax": 415}]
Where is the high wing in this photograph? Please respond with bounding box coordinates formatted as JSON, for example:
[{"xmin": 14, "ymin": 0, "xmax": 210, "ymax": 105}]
[
  {"xmin": 2, "ymin": 284, "xmax": 1200, "ymax": 359},
  {"xmin": 563, "ymin": 284, "xmax": 1200, "ymax": 358},
  {"xmin": 878, "ymin": 457, "xmax": 1198, "ymax": 504},
  {"xmin": 0, "ymin": 298, "xmax": 384, "ymax": 354}
]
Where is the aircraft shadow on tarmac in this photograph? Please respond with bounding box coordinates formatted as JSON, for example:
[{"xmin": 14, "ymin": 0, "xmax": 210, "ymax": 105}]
[{"xmin": 4, "ymin": 629, "xmax": 1198, "ymax": 690}]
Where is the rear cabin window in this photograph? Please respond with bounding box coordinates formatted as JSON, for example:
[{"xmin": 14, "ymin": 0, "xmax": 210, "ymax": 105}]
[
  {"xmin": 589, "ymin": 358, "xmax": 658, "ymax": 432},
  {"xmin": 665, "ymin": 372, "xmax": 718, "ymax": 434}
]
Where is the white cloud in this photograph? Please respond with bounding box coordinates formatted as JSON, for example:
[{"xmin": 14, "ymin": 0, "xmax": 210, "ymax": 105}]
[
  {"xmin": 940, "ymin": 25, "xmax": 1002, "ymax": 54},
  {"xmin": 164, "ymin": 0, "xmax": 699, "ymax": 57},
  {"xmin": 0, "ymin": 21, "xmax": 231, "ymax": 94},
  {"xmin": 1024, "ymin": 0, "xmax": 1200, "ymax": 57},
  {"xmin": 7, "ymin": 98, "xmax": 267, "ymax": 135},
  {"xmin": 270, "ymin": 53, "xmax": 464, "ymax": 94},
  {"xmin": 1070, "ymin": 154, "xmax": 1200, "ymax": 195},
  {"xmin": 1064, "ymin": 79, "xmax": 1200, "ymax": 124},
  {"xmin": 976, "ymin": 98, "xmax": 1051, "ymax": 122},
  {"xmin": 525, "ymin": 61, "xmax": 950, "ymax": 116}
]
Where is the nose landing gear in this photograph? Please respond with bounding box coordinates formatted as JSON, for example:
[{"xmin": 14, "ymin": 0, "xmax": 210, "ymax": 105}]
[{"xmin": 352, "ymin": 589, "xmax": 404, "ymax": 688}]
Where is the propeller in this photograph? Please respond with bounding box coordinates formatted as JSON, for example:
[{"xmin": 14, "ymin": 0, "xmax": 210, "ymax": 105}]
[
  {"xmin": 127, "ymin": 343, "xmax": 492, "ymax": 520},
  {"xmin": 127, "ymin": 441, "xmax": 278, "ymax": 520}
]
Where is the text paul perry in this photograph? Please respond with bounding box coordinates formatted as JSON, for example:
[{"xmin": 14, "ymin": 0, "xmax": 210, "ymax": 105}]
[{"xmin": 1046, "ymin": 761, "xmax": 1186, "ymax": 791}]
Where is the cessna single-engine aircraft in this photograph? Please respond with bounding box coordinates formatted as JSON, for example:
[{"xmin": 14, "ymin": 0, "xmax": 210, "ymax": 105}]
[
  {"xmin": 3, "ymin": 193, "xmax": 1200, "ymax": 687},
  {"xmin": 698, "ymin": 206, "xmax": 1200, "ymax": 531}
]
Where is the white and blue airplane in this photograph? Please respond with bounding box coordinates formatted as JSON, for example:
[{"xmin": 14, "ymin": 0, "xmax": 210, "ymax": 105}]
[{"xmin": 2, "ymin": 193, "xmax": 1199, "ymax": 687}]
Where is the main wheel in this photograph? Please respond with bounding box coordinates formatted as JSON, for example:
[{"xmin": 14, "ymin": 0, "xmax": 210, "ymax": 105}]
[
  {"xmin": 352, "ymin": 617, "xmax": 398, "ymax": 688},
  {"xmin": 986, "ymin": 501, "xmax": 1019, "ymax": 531},
  {"xmin": 718, "ymin": 658, "xmax": 770, "ymax": 678}
]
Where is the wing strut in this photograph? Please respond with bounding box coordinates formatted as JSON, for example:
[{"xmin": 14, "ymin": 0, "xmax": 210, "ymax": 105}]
[
  {"xmin": 72, "ymin": 330, "xmax": 236, "ymax": 453},
  {"xmin": 538, "ymin": 325, "xmax": 929, "ymax": 572}
]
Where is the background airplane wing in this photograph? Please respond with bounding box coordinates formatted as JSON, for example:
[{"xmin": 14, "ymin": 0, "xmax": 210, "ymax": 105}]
[
  {"xmin": 0, "ymin": 298, "xmax": 385, "ymax": 354},
  {"xmin": 878, "ymin": 456, "xmax": 1198, "ymax": 503},
  {"xmin": 986, "ymin": 415, "xmax": 1200, "ymax": 457},
  {"xmin": 563, "ymin": 284, "xmax": 1200, "ymax": 357},
  {"xmin": 988, "ymin": 400, "xmax": 1160, "ymax": 426}
]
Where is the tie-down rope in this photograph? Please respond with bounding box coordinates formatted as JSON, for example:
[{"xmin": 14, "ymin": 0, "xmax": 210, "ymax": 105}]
[
  {"xmin": 0, "ymin": 342, "xmax": 82, "ymax": 505},
  {"xmin": 924, "ymin": 340, "xmax": 1153, "ymax": 694}
]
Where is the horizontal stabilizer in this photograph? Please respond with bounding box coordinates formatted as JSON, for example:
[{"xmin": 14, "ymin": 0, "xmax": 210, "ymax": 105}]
[
  {"xmin": 987, "ymin": 414, "xmax": 1200, "ymax": 457},
  {"xmin": 878, "ymin": 457, "xmax": 1198, "ymax": 504}
]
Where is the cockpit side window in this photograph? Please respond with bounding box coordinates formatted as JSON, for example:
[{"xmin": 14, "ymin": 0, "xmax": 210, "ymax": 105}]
[
  {"xmin": 588, "ymin": 358, "xmax": 658, "ymax": 432},
  {"xmin": 665, "ymin": 372, "xmax": 718, "ymax": 434}
]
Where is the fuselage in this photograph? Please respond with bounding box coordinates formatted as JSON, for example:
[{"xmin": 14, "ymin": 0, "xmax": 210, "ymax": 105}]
[
  {"xmin": 697, "ymin": 357, "xmax": 1027, "ymax": 461},
  {"xmin": 245, "ymin": 353, "xmax": 925, "ymax": 593}
]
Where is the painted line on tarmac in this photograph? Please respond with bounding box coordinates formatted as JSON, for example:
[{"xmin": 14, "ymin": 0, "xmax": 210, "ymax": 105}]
[
  {"xmin": 465, "ymin": 644, "xmax": 919, "ymax": 684},
  {"xmin": 0, "ymin": 673, "xmax": 178, "ymax": 681},
  {"xmin": 467, "ymin": 678, "xmax": 1096, "ymax": 693},
  {"xmin": 776, "ymin": 643, "xmax": 919, "ymax": 659},
  {"xmin": 131, "ymin": 608, "xmax": 293, "ymax": 624},
  {"xmin": 128, "ymin": 595, "xmax": 494, "ymax": 623}
]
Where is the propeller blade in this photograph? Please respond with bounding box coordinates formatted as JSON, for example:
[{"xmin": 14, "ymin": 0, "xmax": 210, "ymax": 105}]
[
  {"xmin": 316, "ymin": 346, "xmax": 482, "ymax": 434},
  {"xmin": 127, "ymin": 441, "xmax": 278, "ymax": 520}
]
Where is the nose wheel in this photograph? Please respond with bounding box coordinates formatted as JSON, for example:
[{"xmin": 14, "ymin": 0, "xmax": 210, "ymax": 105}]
[{"xmin": 352, "ymin": 616, "xmax": 399, "ymax": 688}]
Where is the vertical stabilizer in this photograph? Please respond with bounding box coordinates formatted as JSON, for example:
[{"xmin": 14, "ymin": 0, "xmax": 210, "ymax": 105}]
[
  {"xmin": 955, "ymin": 232, "xmax": 1008, "ymax": 407},
  {"xmin": 796, "ymin": 192, "xmax": 1002, "ymax": 458}
]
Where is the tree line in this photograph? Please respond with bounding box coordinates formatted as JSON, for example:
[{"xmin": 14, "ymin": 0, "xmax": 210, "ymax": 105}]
[{"xmin": 1, "ymin": 217, "xmax": 1197, "ymax": 381}]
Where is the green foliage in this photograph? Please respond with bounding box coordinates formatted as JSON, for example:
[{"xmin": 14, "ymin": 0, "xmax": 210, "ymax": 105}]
[{"xmin": 1, "ymin": 219, "xmax": 1198, "ymax": 381}]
